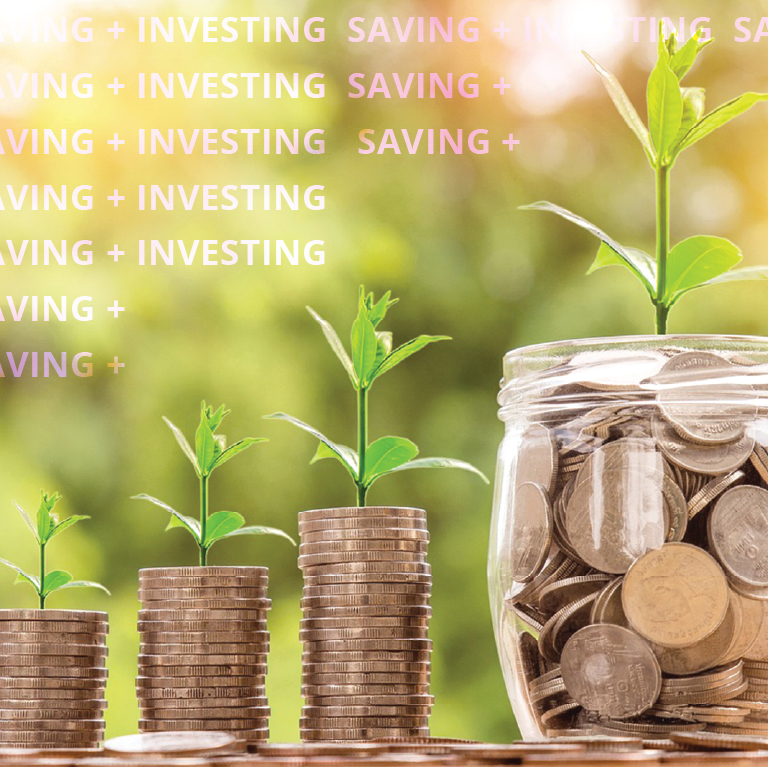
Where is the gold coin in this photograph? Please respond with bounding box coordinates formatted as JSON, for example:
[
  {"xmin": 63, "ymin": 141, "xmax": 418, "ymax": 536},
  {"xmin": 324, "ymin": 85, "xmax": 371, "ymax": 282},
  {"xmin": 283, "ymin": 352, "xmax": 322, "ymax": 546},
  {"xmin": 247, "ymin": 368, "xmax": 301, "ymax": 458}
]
[
  {"xmin": 301, "ymin": 561, "xmax": 431, "ymax": 576},
  {"xmin": 0, "ymin": 684, "xmax": 105, "ymax": 697},
  {"xmin": 303, "ymin": 651, "xmax": 431, "ymax": 663},
  {"xmin": 0, "ymin": 610, "xmax": 107, "ymax": 623},
  {"xmin": 560, "ymin": 625, "xmax": 661, "ymax": 719},
  {"xmin": 590, "ymin": 577, "xmax": 629, "ymax": 627},
  {"xmin": 303, "ymin": 573, "xmax": 432, "ymax": 587},
  {"xmin": 302, "ymin": 673, "xmax": 429, "ymax": 686},
  {"xmin": 138, "ymin": 654, "xmax": 267, "ymax": 666},
  {"xmin": 300, "ymin": 617, "xmax": 428, "ymax": 630},
  {"xmin": 513, "ymin": 424, "xmax": 559, "ymax": 493},
  {"xmin": 138, "ymin": 620, "xmax": 267, "ymax": 633},
  {"xmin": 0, "ymin": 708, "xmax": 104, "ymax": 721},
  {"xmin": 0, "ymin": 622, "xmax": 107, "ymax": 635},
  {"xmin": 301, "ymin": 595, "xmax": 430, "ymax": 609},
  {"xmin": 0, "ymin": 698, "xmax": 106, "ymax": 710},
  {"xmin": 0, "ymin": 719, "xmax": 104, "ymax": 731},
  {"xmin": 687, "ymin": 470, "xmax": 745, "ymax": 520},
  {"xmin": 298, "ymin": 552, "xmax": 427, "ymax": 568},
  {"xmin": 140, "ymin": 707, "xmax": 270, "ymax": 719},
  {"xmin": 299, "ymin": 539, "xmax": 428, "ymax": 555},
  {"xmin": 138, "ymin": 687, "xmax": 264, "ymax": 701},
  {"xmin": 0, "ymin": 656, "xmax": 105, "ymax": 668},
  {"xmin": 0, "ymin": 730, "xmax": 102, "ymax": 743},
  {"xmin": 303, "ymin": 639, "xmax": 432, "ymax": 651},
  {"xmin": 302, "ymin": 663, "xmax": 430, "ymax": 675},
  {"xmin": 139, "ymin": 575, "xmax": 268, "ymax": 588},
  {"xmin": 301, "ymin": 705, "xmax": 431, "ymax": 717},
  {"xmin": 302, "ymin": 694, "xmax": 434, "ymax": 707},
  {"xmin": 0, "ymin": 633, "xmax": 105, "ymax": 646},
  {"xmin": 139, "ymin": 718, "xmax": 266, "ymax": 729},
  {"xmin": 300, "ymin": 628, "xmax": 428, "ymax": 642},
  {"xmin": 623, "ymin": 543, "xmax": 729, "ymax": 648},
  {"xmin": 139, "ymin": 588, "xmax": 268, "ymax": 600},
  {"xmin": 538, "ymin": 574, "xmax": 611, "ymax": 616},
  {"xmin": 299, "ymin": 716, "xmax": 429, "ymax": 729},
  {"xmin": 302, "ymin": 582, "xmax": 430, "ymax": 596},
  {"xmin": 300, "ymin": 727, "xmax": 429, "ymax": 740},
  {"xmin": 0, "ymin": 666, "xmax": 107, "ymax": 679},
  {"xmin": 0, "ymin": 644, "xmax": 106, "ymax": 657}
]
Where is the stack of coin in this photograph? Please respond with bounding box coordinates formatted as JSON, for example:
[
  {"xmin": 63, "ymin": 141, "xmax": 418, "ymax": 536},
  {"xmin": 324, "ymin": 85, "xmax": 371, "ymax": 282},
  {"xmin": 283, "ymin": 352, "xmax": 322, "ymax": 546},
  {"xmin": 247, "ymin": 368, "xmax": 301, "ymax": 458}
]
[
  {"xmin": 299, "ymin": 507, "xmax": 433, "ymax": 741},
  {"xmin": 499, "ymin": 347, "xmax": 768, "ymax": 739},
  {"xmin": 137, "ymin": 566, "xmax": 271, "ymax": 745},
  {"xmin": 0, "ymin": 609, "xmax": 108, "ymax": 749}
]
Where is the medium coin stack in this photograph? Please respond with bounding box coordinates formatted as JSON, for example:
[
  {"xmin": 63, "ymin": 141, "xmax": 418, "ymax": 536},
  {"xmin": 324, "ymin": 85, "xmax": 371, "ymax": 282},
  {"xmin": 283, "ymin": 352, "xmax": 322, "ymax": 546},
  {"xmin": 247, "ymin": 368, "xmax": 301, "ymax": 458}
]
[
  {"xmin": 0, "ymin": 609, "xmax": 108, "ymax": 749},
  {"xmin": 503, "ymin": 348, "xmax": 768, "ymax": 738},
  {"xmin": 137, "ymin": 566, "xmax": 271, "ymax": 744},
  {"xmin": 299, "ymin": 507, "xmax": 433, "ymax": 741}
]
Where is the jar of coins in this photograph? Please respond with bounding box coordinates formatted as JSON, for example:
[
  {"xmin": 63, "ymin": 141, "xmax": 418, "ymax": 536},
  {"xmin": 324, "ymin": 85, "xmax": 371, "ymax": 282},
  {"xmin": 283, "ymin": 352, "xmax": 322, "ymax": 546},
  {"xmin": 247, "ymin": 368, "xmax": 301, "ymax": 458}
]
[{"xmin": 489, "ymin": 336, "xmax": 768, "ymax": 740}]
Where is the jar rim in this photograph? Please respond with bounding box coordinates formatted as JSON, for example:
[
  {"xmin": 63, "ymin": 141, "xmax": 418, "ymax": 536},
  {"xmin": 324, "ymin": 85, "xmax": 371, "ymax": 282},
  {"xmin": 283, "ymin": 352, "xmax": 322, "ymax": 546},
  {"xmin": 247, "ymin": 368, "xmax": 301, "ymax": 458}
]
[{"xmin": 502, "ymin": 334, "xmax": 768, "ymax": 388}]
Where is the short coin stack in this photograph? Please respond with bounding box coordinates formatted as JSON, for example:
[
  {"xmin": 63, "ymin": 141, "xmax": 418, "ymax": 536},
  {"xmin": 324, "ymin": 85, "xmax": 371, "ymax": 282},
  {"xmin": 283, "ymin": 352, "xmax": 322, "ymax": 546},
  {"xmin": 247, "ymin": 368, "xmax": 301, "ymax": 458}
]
[
  {"xmin": 0, "ymin": 609, "xmax": 108, "ymax": 749},
  {"xmin": 299, "ymin": 506, "xmax": 433, "ymax": 742},
  {"xmin": 137, "ymin": 566, "xmax": 271, "ymax": 745}
]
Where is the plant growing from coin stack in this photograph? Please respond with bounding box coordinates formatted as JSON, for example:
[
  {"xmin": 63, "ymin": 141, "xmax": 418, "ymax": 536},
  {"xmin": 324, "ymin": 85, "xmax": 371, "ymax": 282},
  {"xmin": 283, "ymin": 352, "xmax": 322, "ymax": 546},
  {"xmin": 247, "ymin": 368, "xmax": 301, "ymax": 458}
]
[
  {"xmin": 523, "ymin": 24, "xmax": 768, "ymax": 333},
  {"xmin": 267, "ymin": 286, "xmax": 488, "ymax": 504},
  {"xmin": 0, "ymin": 490, "xmax": 109, "ymax": 609},
  {"xmin": 134, "ymin": 402, "xmax": 295, "ymax": 566}
]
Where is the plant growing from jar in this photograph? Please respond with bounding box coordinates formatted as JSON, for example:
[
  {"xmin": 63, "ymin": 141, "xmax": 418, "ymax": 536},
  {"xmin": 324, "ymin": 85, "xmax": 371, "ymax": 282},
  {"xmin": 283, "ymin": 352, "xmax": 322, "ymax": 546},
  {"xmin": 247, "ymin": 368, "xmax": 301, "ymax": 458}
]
[
  {"xmin": 134, "ymin": 402, "xmax": 295, "ymax": 565},
  {"xmin": 267, "ymin": 287, "xmax": 488, "ymax": 503},
  {"xmin": 0, "ymin": 491, "xmax": 110, "ymax": 608},
  {"xmin": 523, "ymin": 25, "xmax": 768, "ymax": 333}
]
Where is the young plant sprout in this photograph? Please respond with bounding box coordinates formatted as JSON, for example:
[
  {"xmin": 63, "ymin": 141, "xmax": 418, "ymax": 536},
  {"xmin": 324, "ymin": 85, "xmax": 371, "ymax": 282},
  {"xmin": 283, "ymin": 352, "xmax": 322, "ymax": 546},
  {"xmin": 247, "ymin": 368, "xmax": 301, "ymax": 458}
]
[
  {"xmin": 522, "ymin": 24, "xmax": 768, "ymax": 334},
  {"xmin": 0, "ymin": 491, "xmax": 109, "ymax": 609},
  {"xmin": 267, "ymin": 287, "xmax": 488, "ymax": 506},
  {"xmin": 134, "ymin": 402, "xmax": 295, "ymax": 566}
]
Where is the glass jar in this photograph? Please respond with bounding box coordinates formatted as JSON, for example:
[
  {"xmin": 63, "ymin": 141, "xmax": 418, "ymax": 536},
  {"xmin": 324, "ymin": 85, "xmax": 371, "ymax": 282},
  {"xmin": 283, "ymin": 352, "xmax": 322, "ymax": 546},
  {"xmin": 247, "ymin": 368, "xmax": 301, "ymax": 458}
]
[{"xmin": 489, "ymin": 335, "xmax": 768, "ymax": 740}]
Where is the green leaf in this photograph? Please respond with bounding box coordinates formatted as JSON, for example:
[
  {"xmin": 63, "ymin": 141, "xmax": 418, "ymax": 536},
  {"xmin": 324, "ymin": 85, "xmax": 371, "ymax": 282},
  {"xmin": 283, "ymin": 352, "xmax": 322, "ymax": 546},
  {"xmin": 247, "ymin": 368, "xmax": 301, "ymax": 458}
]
[
  {"xmin": 47, "ymin": 515, "xmax": 89, "ymax": 543},
  {"xmin": 42, "ymin": 570, "xmax": 72, "ymax": 596},
  {"xmin": 351, "ymin": 312, "xmax": 378, "ymax": 386},
  {"xmin": 307, "ymin": 307, "xmax": 358, "ymax": 388},
  {"xmin": 13, "ymin": 502, "xmax": 38, "ymax": 542},
  {"xmin": 217, "ymin": 525, "xmax": 297, "ymax": 546},
  {"xmin": 210, "ymin": 437, "xmax": 268, "ymax": 471},
  {"xmin": 0, "ymin": 557, "xmax": 40, "ymax": 592},
  {"xmin": 265, "ymin": 413, "xmax": 359, "ymax": 480},
  {"xmin": 520, "ymin": 202, "xmax": 657, "ymax": 295},
  {"xmin": 362, "ymin": 437, "xmax": 419, "ymax": 486},
  {"xmin": 670, "ymin": 266, "xmax": 768, "ymax": 303},
  {"xmin": 368, "ymin": 291, "xmax": 398, "ymax": 327},
  {"xmin": 36, "ymin": 491, "xmax": 59, "ymax": 544},
  {"xmin": 665, "ymin": 236, "xmax": 742, "ymax": 303},
  {"xmin": 59, "ymin": 580, "xmax": 111, "ymax": 595},
  {"xmin": 583, "ymin": 52, "xmax": 655, "ymax": 164},
  {"xmin": 388, "ymin": 457, "xmax": 490, "ymax": 483},
  {"xmin": 195, "ymin": 418, "xmax": 217, "ymax": 477},
  {"xmin": 373, "ymin": 332, "xmax": 393, "ymax": 371},
  {"xmin": 677, "ymin": 92, "xmax": 768, "ymax": 153},
  {"xmin": 203, "ymin": 510, "xmax": 245, "ymax": 546},
  {"xmin": 647, "ymin": 54, "xmax": 683, "ymax": 161},
  {"xmin": 203, "ymin": 402, "xmax": 229, "ymax": 433},
  {"xmin": 369, "ymin": 336, "xmax": 450, "ymax": 383},
  {"xmin": 132, "ymin": 494, "xmax": 202, "ymax": 542},
  {"xmin": 672, "ymin": 87, "xmax": 706, "ymax": 151},
  {"xmin": 163, "ymin": 417, "xmax": 200, "ymax": 476},
  {"xmin": 670, "ymin": 30, "xmax": 711, "ymax": 80},
  {"xmin": 587, "ymin": 242, "xmax": 657, "ymax": 299},
  {"xmin": 311, "ymin": 440, "xmax": 358, "ymax": 467}
]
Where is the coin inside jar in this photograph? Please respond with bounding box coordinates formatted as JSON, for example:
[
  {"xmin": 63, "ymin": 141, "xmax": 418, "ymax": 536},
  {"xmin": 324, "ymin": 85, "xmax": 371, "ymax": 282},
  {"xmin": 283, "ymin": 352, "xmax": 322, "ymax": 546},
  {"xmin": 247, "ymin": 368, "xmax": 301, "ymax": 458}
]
[
  {"xmin": 560, "ymin": 624, "xmax": 661, "ymax": 719},
  {"xmin": 622, "ymin": 543, "xmax": 729, "ymax": 648},
  {"xmin": 511, "ymin": 482, "xmax": 553, "ymax": 583}
]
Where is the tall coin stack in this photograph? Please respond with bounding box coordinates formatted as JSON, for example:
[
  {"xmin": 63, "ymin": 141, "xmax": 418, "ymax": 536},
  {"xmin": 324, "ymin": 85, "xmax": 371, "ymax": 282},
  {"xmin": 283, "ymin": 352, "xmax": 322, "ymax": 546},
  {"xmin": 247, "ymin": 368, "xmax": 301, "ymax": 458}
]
[
  {"xmin": 299, "ymin": 506, "xmax": 433, "ymax": 742},
  {"xmin": 0, "ymin": 609, "xmax": 108, "ymax": 750},
  {"xmin": 137, "ymin": 566, "xmax": 271, "ymax": 745}
]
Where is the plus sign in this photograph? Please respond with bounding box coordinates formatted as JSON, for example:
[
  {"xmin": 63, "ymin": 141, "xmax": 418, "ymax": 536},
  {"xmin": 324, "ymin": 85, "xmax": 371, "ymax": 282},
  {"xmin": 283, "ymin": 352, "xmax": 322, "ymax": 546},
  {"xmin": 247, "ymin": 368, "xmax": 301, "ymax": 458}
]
[
  {"xmin": 494, "ymin": 78, "xmax": 511, "ymax": 95},
  {"xmin": 107, "ymin": 134, "xmax": 125, "ymax": 151},
  {"xmin": 107, "ymin": 77, "xmax": 125, "ymax": 95},
  {"xmin": 107, "ymin": 357, "xmax": 125, "ymax": 374},
  {"xmin": 503, "ymin": 133, "xmax": 521, "ymax": 150},
  {"xmin": 108, "ymin": 245, "xmax": 124, "ymax": 262},
  {"xmin": 108, "ymin": 190, "xmax": 125, "ymax": 207},
  {"xmin": 108, "ymin": 22, "xmax": 125, "ymax": 39},
  {"xmin": 108, "ymin": 301, "xmax": 125, "ymax": 318},
  {"xmin": 494, "ymin": 22, "xmax": 510, "ymax": 39}
]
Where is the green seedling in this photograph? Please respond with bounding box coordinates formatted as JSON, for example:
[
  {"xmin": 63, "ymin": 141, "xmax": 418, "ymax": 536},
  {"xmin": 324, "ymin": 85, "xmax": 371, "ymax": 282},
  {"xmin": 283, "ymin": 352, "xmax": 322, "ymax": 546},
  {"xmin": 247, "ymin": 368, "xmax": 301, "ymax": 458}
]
[
  {"xmin": 522, "ymin": 24, "xmax": 768, "ymax": 334},
  {"xmin": 0, "ymin": 491, "xmax": 109, "ymax": 609},
  {"xmin": 267, "ymin": 287, "xmax": 488, "ymax": 507},
  {"xmin": 134, "ymin": 401, "xmax": 295, "ymax": 566}
]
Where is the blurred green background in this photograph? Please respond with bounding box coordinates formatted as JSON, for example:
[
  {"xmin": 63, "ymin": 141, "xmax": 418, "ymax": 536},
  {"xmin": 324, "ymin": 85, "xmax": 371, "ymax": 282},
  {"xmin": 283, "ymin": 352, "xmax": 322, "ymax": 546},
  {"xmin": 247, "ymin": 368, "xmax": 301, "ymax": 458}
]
[{"xmin": 3, "ymin": 0, "xmax": 768, "ymax": 743}]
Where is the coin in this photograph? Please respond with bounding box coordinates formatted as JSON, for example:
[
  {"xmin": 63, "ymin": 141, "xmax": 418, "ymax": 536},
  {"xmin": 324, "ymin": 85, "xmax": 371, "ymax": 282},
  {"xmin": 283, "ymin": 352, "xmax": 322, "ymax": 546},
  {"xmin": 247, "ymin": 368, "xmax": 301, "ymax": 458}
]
[
  {"xmin": 0, "ymin": 730, "xmax": 103, "ymax": 743},
  {"xmin": 138, "ymin": 687, "xmax": 264, "ymax": 701},
  {"xmin": 300, "ymin": 539, "xmax": 428, "ymax": 554},
  {"xmin": 138, "ymin": 665, "xmax": 267, "ymax": 678},
  {"xmin": 0, "ymin": 610, "xmax": 107, "ymax": 623},
  {"xmin": 560, "ymin": 625, "xmax": 661, "ymax": 719},
  {"xmin": 570, "ymin": 349, "xmax": 667, "ymax": 391},
  {"xmin": 140, "ymin": 631, "xmax": 269, "ymax": 644},
  {"xmin": 300, "ymin": 628, "xmax": 428, "ymax": 642},
  {"xmin": 300, "ymin": 617, "xmax": 429, "ymax": 629},
  {"xmin": 301, "ymin": 529, "xmax": 429, "ymax": 544},
  {"xmin": 0, "ymin": 667, "xmax": 107, "ymax": 679},
  {"xmin": 137, "ymin": 621, "xmax": 267, "ymax": 633},
  {"xmin": 302, "ymin": 606, "xmax": 432, "ymax": 618},
  {"xmin": 302, "ymin": 673, "xmax": 429, "ymax": 685},
  {"xmin": 104, "ymin": 731, "xmax": 246, "ymax": 755},
  {"xmin": 514, "ymin": 424, "xmax": 559, "ymax": 493},
  {"xmin": 687, "ymin": 470, "xmax": 745, "ymax": 519},
  {"xmin": 302, "ymin": 684, "xmax": 430, "ymax": 697},
  {"xmin": 302, "ymin": 583, "xmax": 431, "ymax": 596},
  {"xmin": 298, "ymin": 507, "xmax": 425, "ymax": 522},
  {"xmin": 300, "ymin": 595, "xmax": 431, "ymax": 609},
  {"xmin": 301, "ymin": 706, "xmax": 431, "ymax": 717},
  {"xmin": 137, "ymin": 654, "xmax": 267, "ymax": 666},
  {"xmin": 0, "ymin": 633, "xmax": 105, "ymax": 646},
  {"xmin": 138, "ymin": 609, "xmax": 268, "ymax": 622},
  {"xmin": 140, "ymin": 706, "xmax": 270, "ymax": 718},
  {"xmin": 139, "ymin": 576, "xmax": 268, "ymax": 587},
  {"xmin": 140, "ymin": 642, "xmax": 268, "ymax": 655},
  {"xmin": 511, "ymin": 482, "xmax": 553, "ymax": 584},
  {"xmin": 566, "ymin": 440, "xmax": 667, "ymax": 573},
  {"xmin": 299, "ymin": 717, "xmax": 429, "ymax": 728},
  {"xmin": 0, "ymin": 656, "xmax": 105, "ymax": 668},
  {"xmin": 299, "ymin": 517, "xmax": 427, "ymax": 533},
  {"xmin": 302, "ymin": 651, "xmax": 431, "ymax": 663},
  {"xmin": 139, "ymin": 588, "xmax": 268, "ymax": 599},
  {"xmin": 538, "ymin": 575, "xmax": 611, "ymax": 616},
  {"xmin": 302, "ymin": 663, "xmax": 430, "ymax": 675},
  {"xmin": 302, "ymin": 695, "xmax": 434, "ymax": 707},
  {"xmin": 140, "ymin": 567, "xmax": 268, "ymax": 579},
  {"xmin": 298, "ymin": 552, "xmax": 427, "ymax": 568},
  {"xmin": 670, "ymin": 730, "xmax": 768, "ymax": 750},
  {"xmin": 0, "ymin": 622, "xmax": 107, "ymax": 635},
  {"xmin": 0, "ymin": 644, "xmax": 106, "ymax": 657},
  {"xmin": 136, "ymin": 676, "xmax": 266, "ymax": 688},
  {"xmin": 300, "ymin": 727, "xmax": 429, "ymax": 740},
  {"xmin": 655, "ymin": 352, "xmax": 755, "ymax": 445},
  {"xmin": 138, "ymin": 599, "xmax": 271, "ymax": 610},
  {"xmin": 623, "ymin": 543, "xmax": 729, "ymax": 647},
  {"xmin": 710, "ymin": 485, "xmax": 768, "ymax": 587},
  {"xmin": 301, "ymin": 562, "xmax": 431, "ymax": 576}
]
